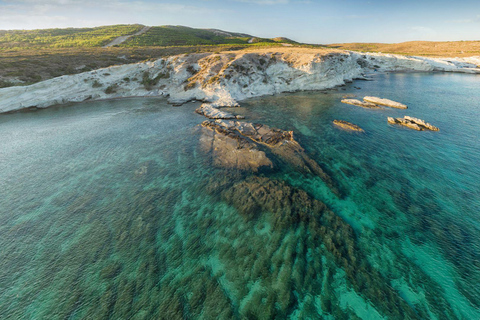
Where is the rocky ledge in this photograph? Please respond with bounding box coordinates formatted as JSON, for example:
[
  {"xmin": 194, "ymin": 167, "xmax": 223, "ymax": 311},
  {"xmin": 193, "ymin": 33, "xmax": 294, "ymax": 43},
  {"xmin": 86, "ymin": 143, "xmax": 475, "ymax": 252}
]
[
  {"xmin": 333, "ymin": 120, "xmax": 365, "ymax": 132},
  {"xmin": 388, "ymin": 116, "xmax": 439, "ymax": 131},
  {"xmin": 341, "ymin": 99, "xmax": 381, "ymax": 109},
  {"xmin": 364, "ymin": 96, "xmax": 408, "ymax": 109}
]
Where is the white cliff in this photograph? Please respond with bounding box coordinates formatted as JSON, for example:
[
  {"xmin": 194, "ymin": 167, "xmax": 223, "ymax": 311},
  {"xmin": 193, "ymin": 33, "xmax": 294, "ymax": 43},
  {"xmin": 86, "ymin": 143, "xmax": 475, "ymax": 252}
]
[{"xmin": 0, "ymin": 48, "xmax": 479, "ymax": 113}]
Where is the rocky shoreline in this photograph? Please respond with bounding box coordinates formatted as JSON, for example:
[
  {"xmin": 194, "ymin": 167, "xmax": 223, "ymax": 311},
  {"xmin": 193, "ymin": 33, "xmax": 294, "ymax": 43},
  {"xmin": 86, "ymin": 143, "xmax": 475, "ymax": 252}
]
[{"xmin": 1, "ymin": 48, "xmax": 479, "ymax": 114}]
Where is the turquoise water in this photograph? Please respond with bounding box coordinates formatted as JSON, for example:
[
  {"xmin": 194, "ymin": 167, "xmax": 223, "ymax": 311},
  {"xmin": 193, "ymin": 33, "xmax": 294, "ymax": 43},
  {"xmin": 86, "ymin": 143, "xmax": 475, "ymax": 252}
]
[{"xmin": 0, "ymin": 73, "xmax": 479, "ymax": 319}]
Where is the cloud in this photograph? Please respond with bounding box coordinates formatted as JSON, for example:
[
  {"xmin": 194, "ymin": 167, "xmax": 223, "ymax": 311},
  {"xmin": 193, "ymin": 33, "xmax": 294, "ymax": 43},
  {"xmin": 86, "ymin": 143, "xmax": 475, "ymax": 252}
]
[
  {"xmin": 446, "ymin": 15, "xmax": 480, "ymax": 24},
  {"xmin": 233, "ymin": 0, "xmax": 288, "ymax": 4},
  {"xmin": 0, "ymin": 0, "xmax": 223, "ymax": 29},
  {"xmin": 231, "ymin": 0, "xmax": 310, "ymax": 4}
]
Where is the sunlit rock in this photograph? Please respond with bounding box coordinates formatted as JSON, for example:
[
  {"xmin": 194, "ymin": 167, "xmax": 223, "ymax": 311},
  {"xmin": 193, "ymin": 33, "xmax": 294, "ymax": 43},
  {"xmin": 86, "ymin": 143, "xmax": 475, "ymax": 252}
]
[
  {"xmin": 333, "ymin": 120, "xmax": 365, "ymax": 132},
  {"xmin": 388, "ymin": 116, "xmax": 439, "ymax": 131},
  {"xmin": 364, "ymin": 96, "xmax": 407, "ymax": 109}
]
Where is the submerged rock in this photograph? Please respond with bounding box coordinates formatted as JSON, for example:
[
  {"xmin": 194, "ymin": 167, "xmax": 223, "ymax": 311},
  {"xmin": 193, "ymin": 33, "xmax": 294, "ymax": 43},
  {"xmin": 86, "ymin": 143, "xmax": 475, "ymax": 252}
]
[
  {"xmin": 341, "ymin": 99, "xmax": 381, "ymax": 109},
  {"xmin": 388, "ymin": 116, "xmax": 439, "ymax": 131},
  {"xmin": 364, "ymin": 96, "xmax": 407, "ymax": 109},
  {"xmin": 333, "ymin": 120, "xmax": 365, "ymax": 132},
  {"xmin": 195, "ymin": 103, "xmax": 238, "ymax": 119},
  {"xmin": 219, "ymin": 176, "xmax": 420, "ymax": 319}
]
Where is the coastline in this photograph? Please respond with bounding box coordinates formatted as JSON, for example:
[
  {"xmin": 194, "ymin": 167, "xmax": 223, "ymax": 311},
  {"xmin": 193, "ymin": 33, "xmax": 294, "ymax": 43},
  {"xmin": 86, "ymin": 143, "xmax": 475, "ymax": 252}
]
[{"xmin": 0, "ymin": 47, "xmax": 479, "ymax": 114}]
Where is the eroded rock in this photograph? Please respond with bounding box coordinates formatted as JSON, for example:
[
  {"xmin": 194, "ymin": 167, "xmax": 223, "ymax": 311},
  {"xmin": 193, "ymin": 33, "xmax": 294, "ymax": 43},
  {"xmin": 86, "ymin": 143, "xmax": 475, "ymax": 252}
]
[
  {"xmin": 200, "ymin": 119, "xmax": 341, "ymax": 196},
  {"xmin": 364, "ymin": 96, "xmax": 407, "ymax": 109},
  {"xmin": 341, "ymin": 99, "xmax": 381, "ymax": 109},
  {"xmin": 333, "ymin": 120, "xmax": 365, "ymax": 132},
  {"xmin": 388, "ymin": 116, "xmax": 439, "ymax": 131},
  {"xmin": 199, "ymin": 125, "xmax": 273, "ymax": 172},
  {"xmin": 195, "ymin": 103, "xmax": 237, "ymax": 119}
]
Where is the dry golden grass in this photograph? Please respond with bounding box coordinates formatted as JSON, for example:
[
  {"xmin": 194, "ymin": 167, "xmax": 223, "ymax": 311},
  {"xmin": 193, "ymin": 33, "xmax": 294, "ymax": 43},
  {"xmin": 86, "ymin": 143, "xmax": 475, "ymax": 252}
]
[{"xmin": 326, "ymin": 41, "xmax": 480, "ymax": 57}]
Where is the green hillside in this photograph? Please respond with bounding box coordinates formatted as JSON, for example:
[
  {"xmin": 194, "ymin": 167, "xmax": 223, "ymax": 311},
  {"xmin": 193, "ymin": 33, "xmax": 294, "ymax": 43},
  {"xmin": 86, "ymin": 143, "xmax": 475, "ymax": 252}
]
[
  {"xmin": 0, "ymin": 25, "xmax": 144, "ymax": 49},
  {"xmin": 120, "ymin": 26, "xmax": 252, "ymax": 47}
]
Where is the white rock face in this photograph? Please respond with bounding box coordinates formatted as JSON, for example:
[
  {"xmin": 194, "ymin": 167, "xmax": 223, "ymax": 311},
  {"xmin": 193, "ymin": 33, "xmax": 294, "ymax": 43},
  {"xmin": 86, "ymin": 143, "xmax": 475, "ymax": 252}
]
[{"xmin": 0, "ymin": 48, "xmax": 479, "ymax": 113}]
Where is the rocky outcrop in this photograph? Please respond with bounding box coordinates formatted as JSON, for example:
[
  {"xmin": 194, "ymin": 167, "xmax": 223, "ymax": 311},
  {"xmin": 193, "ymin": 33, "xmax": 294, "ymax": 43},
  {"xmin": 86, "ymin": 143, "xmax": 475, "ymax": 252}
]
[
  {"xmin": 200, "ymin": 119, "xmax": 340, "ymax": 196},
  {"xmin": 341, "ymin": 99, "xmax": 381, "ymax": 109},
  {"xmin": 388, "ymin": 116, "xmax": 439, "ymax": 131},
  {"xmin": 200, "ymin": 124, "xmax": 273, "ymax": 172},
  {"xmin": 363, "ymin": 96, "xmax": 407, "ymax": 109},
  {"xmin": 333, "ymin": 120, "xmax": 365, "ymax": 132},
  {"xmin": 1, "ymin": 48, "xmax": 479, "ymax": 114}
]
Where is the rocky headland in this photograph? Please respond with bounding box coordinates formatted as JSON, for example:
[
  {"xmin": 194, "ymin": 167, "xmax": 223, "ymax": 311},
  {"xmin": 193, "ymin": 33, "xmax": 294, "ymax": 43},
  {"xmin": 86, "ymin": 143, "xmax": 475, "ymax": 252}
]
[{"xmin": 1, "ymin": 47, "xmax": 479, "ymax": 113}]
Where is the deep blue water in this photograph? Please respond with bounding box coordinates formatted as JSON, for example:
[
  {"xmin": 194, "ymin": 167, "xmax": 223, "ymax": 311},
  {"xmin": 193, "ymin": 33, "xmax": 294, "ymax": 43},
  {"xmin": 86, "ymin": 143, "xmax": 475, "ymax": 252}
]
[{"xmin": 0, "ymin": 73, "xmax": 479, "ymax": 319}]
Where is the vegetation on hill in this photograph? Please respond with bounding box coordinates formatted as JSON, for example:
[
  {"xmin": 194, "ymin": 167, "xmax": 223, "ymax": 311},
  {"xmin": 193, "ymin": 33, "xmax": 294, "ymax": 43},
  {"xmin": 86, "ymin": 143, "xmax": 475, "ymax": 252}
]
[
  {"xmin": 120, "ymin": 26, "xmax": 253, "ymax": 47},
  {"xmin": 0, "ymin": 25, "xmax": 144, "ymax": 49}
]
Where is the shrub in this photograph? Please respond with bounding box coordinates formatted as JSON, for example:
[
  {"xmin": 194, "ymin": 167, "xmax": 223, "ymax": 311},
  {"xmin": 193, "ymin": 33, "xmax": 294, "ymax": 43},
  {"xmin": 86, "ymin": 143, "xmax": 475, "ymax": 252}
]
[
  {"xmin": 141, "ymin": 71, "xmax": 169, "ymax": 90},
  {"xmin": 104, "ymin": 83, "xmax": 118, "ymax": 94}
]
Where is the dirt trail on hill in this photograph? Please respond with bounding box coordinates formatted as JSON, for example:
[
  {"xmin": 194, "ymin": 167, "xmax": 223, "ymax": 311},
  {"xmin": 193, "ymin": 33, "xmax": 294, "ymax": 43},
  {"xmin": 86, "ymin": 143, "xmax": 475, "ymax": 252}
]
[{"xmin": 103, "ymin": 26, "xmax": 151, "ymax": 47}]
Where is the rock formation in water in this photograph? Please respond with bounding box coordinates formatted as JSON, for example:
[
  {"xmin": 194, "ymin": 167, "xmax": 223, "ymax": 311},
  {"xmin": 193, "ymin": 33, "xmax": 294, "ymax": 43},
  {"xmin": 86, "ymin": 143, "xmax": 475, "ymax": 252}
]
[
  {"xmin": 200, "ymin": 119, "xmax": 341, "ymax": 196},
  {"xmin": 363, "ymin": 96, "xmax": 408, "ymax": 109},
  {"xmin": 333, "ymin": 120, "xmax": 365, "ymax": 132},
  {"xmin": 388, "ymin": 116, "xmax": 439, "ymax": 131},
  {"xmin": 341, "ymin": 98, "xmax": 381, "ymax": 109},
  {"xmin": 217, "ymin": 175, "xmax": 422, "ymax": 319},
  {"xmin": 195, "ymin": 103, "xmax": 244, "ymax": 119},
  {"xmin": 1, "ymin": 48, "xmax": 479, "ymax": 113}
]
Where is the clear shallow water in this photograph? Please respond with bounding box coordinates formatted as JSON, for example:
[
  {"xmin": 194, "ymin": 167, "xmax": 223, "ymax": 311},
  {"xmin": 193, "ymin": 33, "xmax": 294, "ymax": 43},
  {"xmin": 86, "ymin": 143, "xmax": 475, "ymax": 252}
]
[{"xmin": 0, "ymin": 73, "xmax": 479, "ymax": 319}]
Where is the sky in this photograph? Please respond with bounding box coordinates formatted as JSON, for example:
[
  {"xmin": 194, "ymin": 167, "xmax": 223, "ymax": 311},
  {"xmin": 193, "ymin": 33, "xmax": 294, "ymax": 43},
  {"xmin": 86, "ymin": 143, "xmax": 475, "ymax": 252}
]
[{"xmin": 0, "ymin": 0, "xmax": 479, "ymax": 43}]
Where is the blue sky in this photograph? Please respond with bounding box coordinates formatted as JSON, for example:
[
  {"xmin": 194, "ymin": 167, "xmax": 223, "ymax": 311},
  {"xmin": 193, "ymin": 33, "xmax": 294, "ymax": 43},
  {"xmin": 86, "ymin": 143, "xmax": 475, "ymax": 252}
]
[{"xmin": 0, "ymin": 0, "xmax": 478, "ymax": 43}]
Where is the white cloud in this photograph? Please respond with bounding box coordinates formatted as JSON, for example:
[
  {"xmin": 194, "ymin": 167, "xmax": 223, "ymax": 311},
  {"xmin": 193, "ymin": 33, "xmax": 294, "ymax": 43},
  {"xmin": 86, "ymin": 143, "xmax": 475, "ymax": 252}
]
[
  {"xmin": 233, "ymin": 0, "xmax": 289, "ymax": 4},
  {"xmin": 0, "ymin": 0, "xmax": 224, "ymax": 29},
  {"xmin": 231, "ymin": 0, "xmax": 312, "ymax": 4}
]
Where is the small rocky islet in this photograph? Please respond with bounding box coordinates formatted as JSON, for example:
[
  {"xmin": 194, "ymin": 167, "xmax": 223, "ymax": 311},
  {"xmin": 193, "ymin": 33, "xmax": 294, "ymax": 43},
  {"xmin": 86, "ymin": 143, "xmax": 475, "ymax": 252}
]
[
  {"xmin": 341, "ymin": 95, "xmax": 439, "ymax": 131},
  {"xmin": 341, "ymin": 96, "xmax": 407, "ymax": 109},
  {"xmin": 333, "ymin": 120, "xmax": 365, "ymax": 132},
  {"xmin": 388, "ymin": 116, "xmax": 440, "ymax": 131}
]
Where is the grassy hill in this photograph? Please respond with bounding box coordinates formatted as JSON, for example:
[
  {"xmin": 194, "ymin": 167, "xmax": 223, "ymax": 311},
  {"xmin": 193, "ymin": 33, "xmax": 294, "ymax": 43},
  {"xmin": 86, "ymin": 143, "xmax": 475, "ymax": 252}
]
[
  {"xmin": 0, "ymin": 24, "xmax": 292, "ymax": 50},
  {"xmin": 119, "ymin": 26, "xmax": 253, "ymax": 47},
  {"xmin": 0, "ymin": 25, "xmax": 145, "ymax": 49}
]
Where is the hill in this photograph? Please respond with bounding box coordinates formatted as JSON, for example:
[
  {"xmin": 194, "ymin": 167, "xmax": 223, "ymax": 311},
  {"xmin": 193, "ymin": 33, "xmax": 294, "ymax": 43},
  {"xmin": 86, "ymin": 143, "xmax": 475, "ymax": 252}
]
[
  {"xmin": 0, "ymin": 25, "xmax": 145, "ymax": 49},
  {"xmin": 0, "ymin": 24, "xmax": 293, "ymax": 50},
  {"xmin": 119, "ymin": 26, "xmax": 253, "ymax": 47},
  {"xmin": 326, "ymin": 41, "xmax": 480, "ymax": 57}
]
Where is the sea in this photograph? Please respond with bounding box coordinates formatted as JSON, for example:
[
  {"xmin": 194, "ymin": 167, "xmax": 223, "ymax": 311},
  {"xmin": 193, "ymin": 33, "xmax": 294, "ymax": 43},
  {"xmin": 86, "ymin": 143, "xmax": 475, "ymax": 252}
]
[{"xmin": 0, "ymin": 72, "xmax": 479, "ymax": 319}]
